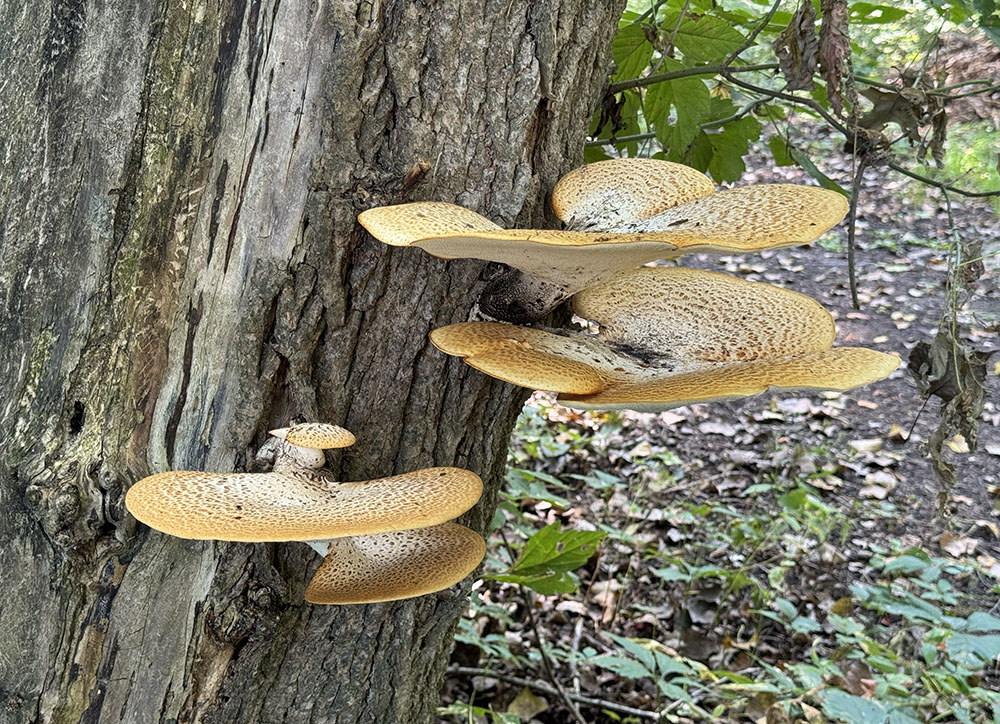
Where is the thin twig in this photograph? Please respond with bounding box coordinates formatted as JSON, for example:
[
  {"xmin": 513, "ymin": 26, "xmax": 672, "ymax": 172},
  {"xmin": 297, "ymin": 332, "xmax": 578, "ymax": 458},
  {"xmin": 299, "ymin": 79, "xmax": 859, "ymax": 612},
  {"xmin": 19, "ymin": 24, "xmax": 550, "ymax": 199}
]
[
  {"xmin": 585, "ymin": 100, "xmax": 763, "ymax": 147},
  {"xmin": 725, "ymin": 0, "xmax": 784, "ymax": 66},
  {"xmin": 607, "ymin": 62, "xmax": 778, "ymax": 93},
  {"xmin": 447, "ymin": 666, "xmax": 664, "ymax": 721},
  {"xmin": 521, "ymin": 586, "xmax": 591, "ymax": 724},
  {"xmin": 887, "ymin": 162, "xmax": 1000, "ymax": 198},
  {"xmin": 496, "ymin": 529, "xmax": 590, "ymax": 724},
  {"xmin": 846, "ymin": 152, "xmax": 868, "ymax": 309}
]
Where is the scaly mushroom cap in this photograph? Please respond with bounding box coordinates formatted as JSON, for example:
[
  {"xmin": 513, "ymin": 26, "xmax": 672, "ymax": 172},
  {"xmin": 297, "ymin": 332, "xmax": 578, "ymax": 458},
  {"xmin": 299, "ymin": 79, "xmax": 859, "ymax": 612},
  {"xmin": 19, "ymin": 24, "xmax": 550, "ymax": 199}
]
[
  {"xmin": 430, "ymin": 267, "xmax": 899, "ymax": 411},
  {"xmin": 269, "ymin": 422, "xmax": 356, "ymax": 449},
  {"xmin": 358, "ymin": 159, "xmax": 847, "ymax": 296},
  {"xmin": 305, "ymin": 523, "xmax": 486, "ymax": 604},
  {"xmin": 125, "ymin": 467, "xmax": 483, "ymax": 542},
  {"xmin": 551, "ymin": 158, "xmax": 715, "ymax": 231}
]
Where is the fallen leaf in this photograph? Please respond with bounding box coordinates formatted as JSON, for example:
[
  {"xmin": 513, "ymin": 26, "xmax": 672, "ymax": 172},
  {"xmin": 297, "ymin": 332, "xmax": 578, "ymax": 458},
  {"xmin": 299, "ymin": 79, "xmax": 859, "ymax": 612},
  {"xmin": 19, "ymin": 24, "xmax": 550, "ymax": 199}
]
[
  {"xmin": 831, "ymin": 597, "xmax": 853, "ymax": 615},
  {"xmin": 507, "ymin": 687, "xmax": 548, "ymax": 721},
  {"xmin": 859, "ymin": 484, "xmax": 889, "ymax": 500},
  {"xmin": 699, "ymin": 421, "xmax": 738, "ymax": 436},
  {"xmin": 940, "ymin": 531, "xmax": 978, "ymax": 557},
  {"xmin": 849, "ymin": 438, "xmax": 884, "ymax": 453},
  {"xmin": 947, "ymin": 434, "xmax": 970, "ymax": 453},
  {"xmin": 628, "ymin": 441, "xmax": 653, "ymax": 458}
]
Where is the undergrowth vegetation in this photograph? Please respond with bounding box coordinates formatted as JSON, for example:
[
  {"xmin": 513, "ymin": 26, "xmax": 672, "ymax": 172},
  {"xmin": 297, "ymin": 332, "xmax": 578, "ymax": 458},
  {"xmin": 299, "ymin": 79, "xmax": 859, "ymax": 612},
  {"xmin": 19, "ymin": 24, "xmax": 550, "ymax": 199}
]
[{"xmin": 442, "ymin": 401, "xmax": 1000, "ymax": 723}]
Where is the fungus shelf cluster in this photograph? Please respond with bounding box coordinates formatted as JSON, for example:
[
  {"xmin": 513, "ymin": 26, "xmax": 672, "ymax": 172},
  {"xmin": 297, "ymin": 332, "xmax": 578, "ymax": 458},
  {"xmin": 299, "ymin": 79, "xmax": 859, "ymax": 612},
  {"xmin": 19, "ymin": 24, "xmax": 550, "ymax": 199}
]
[
  {"xmin": 126, "ymin": 158, "xmax": 900, "ymax": 607},
  {"xmin": 361, "ymin": 158, "xmax": 899, "ymax": 409},
  {"xmin": 126, "ymin": 423, "xmax": 486, "ymax": 604}
]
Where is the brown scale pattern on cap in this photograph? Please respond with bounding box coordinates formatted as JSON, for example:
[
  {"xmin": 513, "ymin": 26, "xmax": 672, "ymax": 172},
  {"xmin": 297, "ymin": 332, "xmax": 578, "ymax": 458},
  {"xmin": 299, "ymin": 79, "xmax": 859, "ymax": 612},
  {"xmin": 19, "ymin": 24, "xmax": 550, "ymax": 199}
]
[
  {"xmin": 628, "ymin": 185, "xmax": 849, "ymax": 249},
  {"xmin": 358, "ymin": 167, "xmax": 849, "ymax": 306},
  {"xmin": 429, "ymin": 268, "xmax": 900, "ymax": 411},
  {"xmin": 358, "ymin": 201, "xmax": 500, "ymax": 247},
  {"xmin": 305, "ymin": 523, "xmax": 486, "ymax": 604},
  {"xmin": 560, "ymin": 348, "xmax": 901, "ymax": 411},
  {"xmin": 124, "ymin": 467, "xmax": 483, "ymax": 541},
  {"xmin": 280, "ymin": 422, "xmax": 356, "ymax": 449},
  {"xmin": 551, "ymin": 158, "xmax": 715, "ymax": 231},
  {"xmin": 573, "ymin": 267, "xmax": 835, "ymax": 361}
]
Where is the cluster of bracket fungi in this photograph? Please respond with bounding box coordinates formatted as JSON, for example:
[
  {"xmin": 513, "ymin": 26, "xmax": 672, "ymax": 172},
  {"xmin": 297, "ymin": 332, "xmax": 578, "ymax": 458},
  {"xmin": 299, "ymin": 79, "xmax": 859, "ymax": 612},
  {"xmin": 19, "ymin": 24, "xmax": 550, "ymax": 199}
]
[
  {"xmin": 126, "ymin": 423, "xmax": 486, "ymax": 604},
  {"xmin": 127, "ymin": 158, "xmax": 899, "ymax": 605}
]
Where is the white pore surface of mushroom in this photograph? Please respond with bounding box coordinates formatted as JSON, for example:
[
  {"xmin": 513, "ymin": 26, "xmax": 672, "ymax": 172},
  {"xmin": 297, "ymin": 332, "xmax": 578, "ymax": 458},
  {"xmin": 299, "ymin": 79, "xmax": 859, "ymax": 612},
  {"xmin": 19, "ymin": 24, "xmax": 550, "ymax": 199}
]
[
  {"xmin": 357, "ymin": 158, "xmax": 849, "ymax": 299},
  {"xmin": 429, "ymin": 267, "xmax": 900, "ymax": 412}
]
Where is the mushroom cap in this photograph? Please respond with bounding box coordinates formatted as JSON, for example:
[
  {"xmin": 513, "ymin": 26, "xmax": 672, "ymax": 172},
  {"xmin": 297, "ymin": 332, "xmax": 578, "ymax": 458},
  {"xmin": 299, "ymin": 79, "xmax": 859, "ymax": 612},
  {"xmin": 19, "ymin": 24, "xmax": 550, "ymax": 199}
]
[
  {"xmin": 551, "ymin": 158, "xmax": 715, "ymax": 231},
  {"xmin": 429, "ymin": 267, "xmax": 899, "ymax": 411},
  {"xmin": 269, "ymin": 422, "xmax": 356, "ymax": 449},
  {"xmin": 358, "ymin": 184, "xmax": 847, "ymax": 294},
  {"xmin": 559, "ymin": 347, "xmax": 901, "ymax": 411},
  {"xmin": 305, "ymin": 523, "xmax": 486, "ymax": 604},
  {"xmin": 125, "ymin": 467, "xmax": 483, "ymax": 542}
]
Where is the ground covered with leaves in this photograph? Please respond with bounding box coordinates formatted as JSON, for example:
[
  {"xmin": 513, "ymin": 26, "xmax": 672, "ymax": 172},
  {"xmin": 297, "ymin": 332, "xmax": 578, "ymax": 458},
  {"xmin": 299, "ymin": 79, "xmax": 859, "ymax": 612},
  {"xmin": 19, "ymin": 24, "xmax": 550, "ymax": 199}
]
[{"xmin": 437, "ymin": 144, "xmax": 999, "ymax": 723}]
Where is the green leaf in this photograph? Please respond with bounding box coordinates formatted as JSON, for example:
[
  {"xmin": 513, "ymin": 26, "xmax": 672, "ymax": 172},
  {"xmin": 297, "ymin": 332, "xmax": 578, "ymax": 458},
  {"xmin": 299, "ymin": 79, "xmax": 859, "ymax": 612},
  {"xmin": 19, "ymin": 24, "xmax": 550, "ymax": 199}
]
[
  {"xmin": 883, "ymin": 555, "xmax": 929, "ymax": 575},
  {"xmin": 769, "ymin": 135, "xmax": 795, "ymax": 166},
  {"xmin": 607, "ymin": 633, "xmax": 657, "ymax": 673},
  {"xmin": 491, "ymin": 523, "xmax": 605, "ymax": 595},
  {"xmin": 947, "ymin": 632, "xmax": 1000, "ymax": 665},
  {"xmin": 849, "ymin": 2, "xmax": 910, "ymax": 23},
  {"xmin": 591, "ymin": 654, "xmax": 653, "ymax": 679},
  {"xmin": 788, "ymin": 148, "xmax": 849, "ymax": 196},
  {"xmin": 706, "ymin": 116, "xmax": 761, "ymax": 183},
  {"xmin": 965, "ymin": 611, "xmax": 1000, "ymax": 632},
  {"xmin": 886, "ymin": 710, "xmax": 923, "ymax": 724},
  {"xmin": 653, "ymin": 650, "xmax": 693, "ymax": 677},
  {"xmin": 775, "ymin": 598, "xmax": 798, "ymax": 619},
  {"xmin": 646, "ymin": 59, "xmax": 711, "ymax": 158},
  {"xmin": 821, "ymin": 689, "xmax": 887, "ymax": 724},
  {"xmin": 662, "ymin": 12, "xmax": 746, "ymax": 64},
  {"xmin": 652, "ymin": 566, "xmax": 690, "ymax": 582},
  {"xmin": 612, "ymin": 23, "xmax": 654, "ymax": 82}
]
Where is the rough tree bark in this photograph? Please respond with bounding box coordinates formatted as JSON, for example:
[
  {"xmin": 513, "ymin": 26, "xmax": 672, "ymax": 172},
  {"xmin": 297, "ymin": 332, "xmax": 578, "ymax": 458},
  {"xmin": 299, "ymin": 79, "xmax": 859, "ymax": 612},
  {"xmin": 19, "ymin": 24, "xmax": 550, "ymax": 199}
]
[{"xmin": 0, "ymin": 1, "xmax": 623, "ymax": 722}]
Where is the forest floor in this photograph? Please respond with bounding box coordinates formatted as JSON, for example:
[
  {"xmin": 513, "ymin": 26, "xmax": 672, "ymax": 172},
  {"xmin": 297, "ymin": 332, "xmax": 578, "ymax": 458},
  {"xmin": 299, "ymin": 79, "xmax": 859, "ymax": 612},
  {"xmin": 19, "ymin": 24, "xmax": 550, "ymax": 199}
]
[{"xmin": 438, "ymin": 135, "xmax": 1000, "ymax": 723}]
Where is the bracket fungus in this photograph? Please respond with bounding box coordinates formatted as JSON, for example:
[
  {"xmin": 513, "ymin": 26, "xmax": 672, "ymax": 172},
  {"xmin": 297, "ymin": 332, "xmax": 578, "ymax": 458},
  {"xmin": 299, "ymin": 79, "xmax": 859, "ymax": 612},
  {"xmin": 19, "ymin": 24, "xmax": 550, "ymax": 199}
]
[
  {"xmin": 125, "ymin": 423, "xmax": 486, "ymax": 603},
  {"xmin": 429, "ymin": 267, "xmax": 900, "ymax": 412},
  {"xmin": 304, "ymin": 523, "xmax": 487, "ymax": 604},
  {"xmin": 358, "ymin": 159, "xmax": 849, "ymax": 321}
]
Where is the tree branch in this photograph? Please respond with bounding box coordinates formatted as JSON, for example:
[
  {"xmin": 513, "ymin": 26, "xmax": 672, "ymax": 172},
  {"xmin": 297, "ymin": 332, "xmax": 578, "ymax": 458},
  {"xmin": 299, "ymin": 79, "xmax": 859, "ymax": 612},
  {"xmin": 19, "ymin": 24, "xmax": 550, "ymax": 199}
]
[
  {"xmin": 606, "ymin": 63, "xmax": 779, "ymax": 93},
  {"xmin": 446, "ymin": 666, "xmax": 663, "ymax": 721}
]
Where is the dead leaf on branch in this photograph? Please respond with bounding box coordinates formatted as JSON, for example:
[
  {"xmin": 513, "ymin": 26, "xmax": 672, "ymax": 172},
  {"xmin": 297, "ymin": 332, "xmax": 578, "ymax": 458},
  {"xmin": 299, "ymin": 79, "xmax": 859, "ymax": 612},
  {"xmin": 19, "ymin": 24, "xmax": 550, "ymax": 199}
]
[
  {"xmin": 819, "ymin": 0, "xmax": 849, "ymax": 115},
  {"xmin": 908, "ymin": 328, "xmax": 997, "ymax": 506},
  {"xmin": 773, "ymin": 0, "xmax": 819, "ymax": 91},
  {"xmin": 856, "ymin": 74, "xmax": 948, "ymax": 165}
]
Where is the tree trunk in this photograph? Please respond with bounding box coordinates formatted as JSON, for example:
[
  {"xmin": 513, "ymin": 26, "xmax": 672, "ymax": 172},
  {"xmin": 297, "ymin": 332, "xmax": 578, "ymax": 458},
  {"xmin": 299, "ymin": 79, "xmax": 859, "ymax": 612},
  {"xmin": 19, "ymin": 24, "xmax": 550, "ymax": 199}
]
[{"xmin": 0, "ymin": 1, "xmax": 622, "ymax": 722}]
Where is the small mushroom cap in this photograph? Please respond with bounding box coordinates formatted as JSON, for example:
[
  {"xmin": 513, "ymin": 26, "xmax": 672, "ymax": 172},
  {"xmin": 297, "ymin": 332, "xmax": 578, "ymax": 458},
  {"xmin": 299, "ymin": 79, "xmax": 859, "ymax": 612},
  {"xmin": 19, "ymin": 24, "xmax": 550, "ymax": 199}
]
[
  {"xmin": 305, "ymin": 523, "xmax": 486, "ymax": 604},
  {"xmin": 428, "ymin": 267, "xmax": 899, "ymax": 411},
  {"xmin": 269, "ymin": 422, "xmax": 356, "ymax": 449},
  {"xmin": 551, "ymin": 158, "xmax": 715, "ymax": 231},
  {"xmin": 358, "ymin": 185, "xmax": 847, "ymax": 294},
  {"xmin": 125, "ymin": 467, "xmax": 483, "ymax": 542}
]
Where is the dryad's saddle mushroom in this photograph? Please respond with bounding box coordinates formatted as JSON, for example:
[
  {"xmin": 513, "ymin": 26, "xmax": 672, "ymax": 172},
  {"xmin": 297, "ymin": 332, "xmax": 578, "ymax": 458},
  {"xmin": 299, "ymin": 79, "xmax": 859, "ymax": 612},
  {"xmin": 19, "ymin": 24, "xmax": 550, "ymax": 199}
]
[
  {"xmin": 358, "ymin": 158, "xmax": 849, "ymax": 321},
  {"xmin": 429, "ymin": 267, "xmax": 899, "ymax": 411},
  {"xmin": 125, "ymin": 422, "xmax": 486, "ymax": 604}
]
